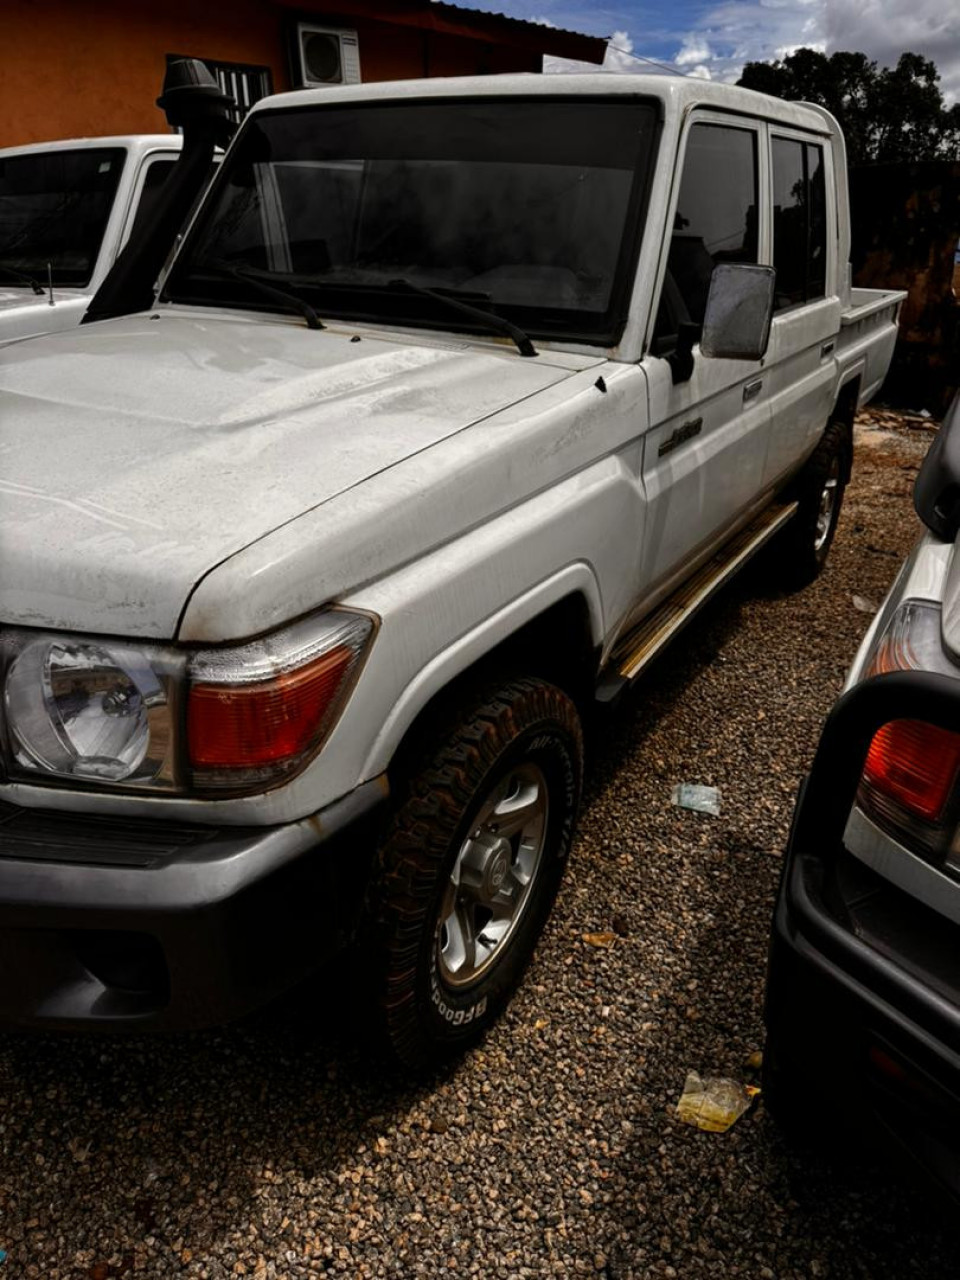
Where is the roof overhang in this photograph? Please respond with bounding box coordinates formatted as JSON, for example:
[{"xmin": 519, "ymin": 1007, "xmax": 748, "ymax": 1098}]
[{"xmin": 271, "ymin": 0, "xmax": 607, "ymax": 65}]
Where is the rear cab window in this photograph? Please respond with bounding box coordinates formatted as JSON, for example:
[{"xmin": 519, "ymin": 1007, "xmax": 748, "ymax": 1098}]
[{"xmin": 771, "ymin": 136, "xmax": 827, "ymax": 311}]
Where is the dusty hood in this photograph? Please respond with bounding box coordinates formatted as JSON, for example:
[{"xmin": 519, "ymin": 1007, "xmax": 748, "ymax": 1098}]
[{"xmin": 0, "ymin": 311, "xmax": 578, "ymax": 638}]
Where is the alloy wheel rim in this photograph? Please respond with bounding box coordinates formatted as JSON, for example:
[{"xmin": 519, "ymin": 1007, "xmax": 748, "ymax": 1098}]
[
  {"xmin": 814, "ymin": 457, "xmax": 841, "ymax": 553},
  {"xmin": 437, "ymin": 762, "xmax": 549, "ymax": 988}
]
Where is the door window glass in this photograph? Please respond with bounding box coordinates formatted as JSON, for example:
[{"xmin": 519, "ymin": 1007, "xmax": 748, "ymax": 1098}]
[{"xmin": 654, "ymin": 123, "xmax": 758, "ymax": 347}]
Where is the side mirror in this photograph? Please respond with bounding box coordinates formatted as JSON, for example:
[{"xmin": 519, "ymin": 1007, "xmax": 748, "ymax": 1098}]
[{"xmin": 700, "ymin": 263, "xmax": 775, "ymax": 361}]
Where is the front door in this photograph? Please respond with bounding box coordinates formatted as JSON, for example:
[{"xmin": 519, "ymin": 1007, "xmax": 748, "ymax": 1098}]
[{"xmin": 638, "ymin": 115, "xmax": 771, "ymax": 596}]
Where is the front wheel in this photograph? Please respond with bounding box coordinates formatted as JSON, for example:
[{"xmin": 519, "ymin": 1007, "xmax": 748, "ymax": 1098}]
[{"xmin": 364, "ymin": 677, "xmax": 583, "ymax": 1069}]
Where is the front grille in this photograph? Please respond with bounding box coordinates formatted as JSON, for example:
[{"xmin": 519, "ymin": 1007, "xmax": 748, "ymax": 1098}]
[{"xmin": 0, "ymin": 799, "xmax": 215, "ymax": 868}]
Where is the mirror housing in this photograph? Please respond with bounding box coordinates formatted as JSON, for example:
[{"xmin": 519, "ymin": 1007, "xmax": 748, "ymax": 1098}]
[{"xmin": 700, "ymin": 264, "xmax": 776, "ymax": 362}]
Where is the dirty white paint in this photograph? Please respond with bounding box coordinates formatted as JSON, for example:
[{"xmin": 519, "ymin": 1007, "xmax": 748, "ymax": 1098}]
[
  {"xmin": 0, "ymin": 77, "xmax": 906, "ymax": 827},
  {"xmin": 0, "ymin": 312, "xmax": 587, "ymax": 638}
]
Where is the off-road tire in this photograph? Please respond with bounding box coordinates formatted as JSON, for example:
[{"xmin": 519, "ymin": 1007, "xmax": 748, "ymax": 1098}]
[
  {"xmin": 363, "ymin": 677, "xmax": 583, "ymax": 1069},
  {"xmin": 777, "ymin": 420, "xmax": 850, "ymax": 587}
]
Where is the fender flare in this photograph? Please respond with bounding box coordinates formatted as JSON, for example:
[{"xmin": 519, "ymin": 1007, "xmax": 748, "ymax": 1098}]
[{"xmin": 360, "ymin": 562, "xmax": 604, "ymax": 779}]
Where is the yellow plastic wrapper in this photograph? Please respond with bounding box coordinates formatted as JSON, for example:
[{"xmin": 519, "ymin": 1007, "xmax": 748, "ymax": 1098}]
[{"xmin": 675, "ymin": 1071, "xmax": 760, "ymax": 1132}]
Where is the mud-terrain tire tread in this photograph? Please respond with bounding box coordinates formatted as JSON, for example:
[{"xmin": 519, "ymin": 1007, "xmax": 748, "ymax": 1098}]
[{"xmin": 363, "ymin": 677, "xmax": 583, "ymax": 1069}]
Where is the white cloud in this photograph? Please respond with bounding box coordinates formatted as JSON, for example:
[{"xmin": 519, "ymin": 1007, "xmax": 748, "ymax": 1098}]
[
  {"xmin": 657, "ymin": 0, "xmax": 959, "ymax": 102},
  {"xmin": 825, "ymin": 0, "xmax": 960, "ymax": 101},
  {"xmin": 541, "ymin": 0, "xmax": 958, "ymax": 101},
  {"xmin": 676, "ymin": 37, "xmax": 716, "ymax": 67},
  {"xmin": 545, "ymin": 28, "xmax": 664, "ymax": 76}
]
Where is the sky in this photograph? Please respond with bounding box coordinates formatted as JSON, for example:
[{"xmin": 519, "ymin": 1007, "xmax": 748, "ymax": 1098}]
[{"xmin": 455, "ymin": 0, "xmax": 960, "ymax": 101}]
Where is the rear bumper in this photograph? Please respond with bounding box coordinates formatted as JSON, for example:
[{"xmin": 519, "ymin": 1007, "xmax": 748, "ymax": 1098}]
[{"xmin": 0, "ymin": 778, "xmax": 387, "ymax": 1030}]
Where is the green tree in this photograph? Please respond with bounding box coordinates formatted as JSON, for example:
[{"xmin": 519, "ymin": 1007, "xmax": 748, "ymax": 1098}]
[{"xmin": 738, "ymin": 49, "xmax": 960, "ymax": 163}]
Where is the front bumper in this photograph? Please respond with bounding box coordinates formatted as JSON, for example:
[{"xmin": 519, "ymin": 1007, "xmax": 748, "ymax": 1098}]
[
  {"xmin": 765, "ymin": 672, "xmax": 960, "ymax": 1197},
  {"xmin": 0, "ymin": 777, "xmax": 387, "ymax": 1030}
]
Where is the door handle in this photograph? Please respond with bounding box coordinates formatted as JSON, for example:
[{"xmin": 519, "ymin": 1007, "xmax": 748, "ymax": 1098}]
[
  {"xmin": 743, "ymin": 378, "xmax": 763, "ymax": 403},
  {"xmin": 820, "ymin": 340, "xmax": 836, "ymax": 359}
]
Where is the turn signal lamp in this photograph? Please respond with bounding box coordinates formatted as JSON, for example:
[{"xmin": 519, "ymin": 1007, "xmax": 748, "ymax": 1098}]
[{"xmin": 187, "ymin": 608, "xmax": 374, "ymax": 792}]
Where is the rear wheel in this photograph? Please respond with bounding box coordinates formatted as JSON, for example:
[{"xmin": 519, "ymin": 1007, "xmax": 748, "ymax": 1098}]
[
  {"xmin": 776, "ymin": 421, "xmax": 850, "ymax": 587},
  {"xmin": 364, "ymin": 677, "xmax": 583, "ymax": 1069}
]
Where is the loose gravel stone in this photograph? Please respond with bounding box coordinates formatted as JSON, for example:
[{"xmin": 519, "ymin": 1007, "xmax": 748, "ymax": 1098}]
[{"xmin": 1, "ymin": 410, "xmax": 957, "ymax": 1278}]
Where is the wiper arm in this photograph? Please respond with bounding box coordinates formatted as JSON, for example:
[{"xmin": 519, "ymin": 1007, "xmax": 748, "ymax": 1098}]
[
  {"xmin": 0, "ymin": 264, "xmax": 45, "ymax": 296},
  {"xmin": 202, "ymin": 260, "xmax": 324, "ymax": 330},
  {"xmin": 388, "ymin": 278, "xmax": 537, "ymax": 358}
]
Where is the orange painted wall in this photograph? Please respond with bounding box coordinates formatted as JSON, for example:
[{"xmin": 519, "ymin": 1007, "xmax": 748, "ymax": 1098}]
[{"xmin": 0, "ymin": 0, "xmax": 539, "ymax": 148}]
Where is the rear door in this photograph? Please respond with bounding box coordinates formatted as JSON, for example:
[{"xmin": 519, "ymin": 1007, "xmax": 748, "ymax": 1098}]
[
  {"xmin": 761, "ymin": 130, "xmax": 841, "ymax": 487},
  {"xmin": 638, "ymin": 114, "xmax": 771, "ymax": 595}
]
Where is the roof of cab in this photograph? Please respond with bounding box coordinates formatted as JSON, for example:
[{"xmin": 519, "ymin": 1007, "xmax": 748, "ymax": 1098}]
[
  {"xmin": 0, "ymin": 135, "xmax": 184, "ymax": 159},
  {"xmin": 252, "ymin": 72, "xmax": 837, "ymax": 138}
]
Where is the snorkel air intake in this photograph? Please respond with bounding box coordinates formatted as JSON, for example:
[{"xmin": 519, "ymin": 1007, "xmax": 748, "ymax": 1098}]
[{"xmin": 83, "ymin": 58, "xmax": 236, "ymax": 325}]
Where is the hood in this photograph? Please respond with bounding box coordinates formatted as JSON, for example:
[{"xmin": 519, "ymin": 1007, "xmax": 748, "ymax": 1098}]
[
  {"xmin": 0, "ymin": 288, "xmax": 89, "ymax": 345},
  {"xmin": 0, "ymin": 311, "xmax": 580, "ymax": 639}
]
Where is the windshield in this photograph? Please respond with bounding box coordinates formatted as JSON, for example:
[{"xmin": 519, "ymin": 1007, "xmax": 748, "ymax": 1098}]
[
  {"xmin": 164, "ymin": 97, "xmax": 658, "ymax": 344},
  {"xmin": 0, "ymin": 147, "xmax": 125, "ymax": 288}
]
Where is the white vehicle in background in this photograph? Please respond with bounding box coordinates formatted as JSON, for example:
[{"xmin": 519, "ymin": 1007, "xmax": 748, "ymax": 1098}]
[
  {"xmin": 0, "ymin": 72, "xmax": 906, "ymax": 1068},
  {"xmin": 0, "ymin": 135, "xmax": 183, "ymax": 343}
]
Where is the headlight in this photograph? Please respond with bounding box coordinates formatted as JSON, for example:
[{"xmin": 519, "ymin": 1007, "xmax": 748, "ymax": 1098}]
[
  {"xmin": 3, "ymin": 635, "xmax": 181, "ymax": 787},
  {"xmin": 0, "ymin": 607, "xmax": 375, "ymax": 797},
  {"xmin": 861, "ymin": 599, "xmax": 957, "ymax": 680}
]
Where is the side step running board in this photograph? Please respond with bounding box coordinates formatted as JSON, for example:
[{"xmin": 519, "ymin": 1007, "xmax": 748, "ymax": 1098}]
[{"xmin": 598, "ymin": 501, "xmax": 798, "ymax": 699}]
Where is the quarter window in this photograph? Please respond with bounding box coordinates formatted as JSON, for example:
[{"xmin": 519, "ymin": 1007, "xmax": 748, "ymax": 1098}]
[
  {"xmin": 654, "ymin": 123, "xmax": 759, "ymax": 348},
  {"xmin": 772, "ymin": 138, "xmax": 827, "ymax": 310}
]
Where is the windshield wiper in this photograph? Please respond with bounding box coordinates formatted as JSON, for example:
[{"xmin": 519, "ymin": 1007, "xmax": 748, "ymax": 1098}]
[
  {"xmin": 202, "ymin": 260, "xmax": 324, "ymax": 330},
  {"xmin": 0, "ymin": 263, "xmax": 45, "ymax": 296},
  {"xmin": 387, "ymin": 279, "xmax": 537, "ymax": 358}
]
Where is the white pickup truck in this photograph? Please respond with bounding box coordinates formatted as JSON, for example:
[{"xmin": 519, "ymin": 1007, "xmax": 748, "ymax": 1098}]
[
  {"xmin": 0, "ymin": 135, "xmax": 182, "ymax": 343},
  {"xmin": 0, "ymin": 74, "xmax": 905, "ymax": 1066}
]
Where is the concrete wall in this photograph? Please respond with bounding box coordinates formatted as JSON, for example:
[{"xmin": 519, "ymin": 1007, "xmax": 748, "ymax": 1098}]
[
  {"xmin": 0, "ymin": 0, "xmax": 540, "ymax": 147},
  {"xmin": 850, "ymin": 161, "xmax": 960, "ymax": 416}
]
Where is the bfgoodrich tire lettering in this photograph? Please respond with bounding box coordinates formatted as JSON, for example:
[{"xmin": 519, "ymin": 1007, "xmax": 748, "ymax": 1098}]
[{"xmin": 365, "ymin": 677, "xmax": 583, "ymax": 1069}]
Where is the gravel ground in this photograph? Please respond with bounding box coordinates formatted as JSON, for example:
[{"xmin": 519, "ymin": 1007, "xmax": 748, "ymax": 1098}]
[{"xmin": 2, "ymin": 409, "xmax": 957, "ymax": 1279}]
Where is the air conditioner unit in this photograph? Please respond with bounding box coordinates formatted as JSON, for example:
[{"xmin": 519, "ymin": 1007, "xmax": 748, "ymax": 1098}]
[{"xmin": 294, "ymin": 24, "xmax": 361, "ymax": 87}]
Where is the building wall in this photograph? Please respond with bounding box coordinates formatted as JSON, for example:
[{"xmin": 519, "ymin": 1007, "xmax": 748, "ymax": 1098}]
[{"xmin": 0, "ymin": 0, "xmax": 540, "ymax": 148}]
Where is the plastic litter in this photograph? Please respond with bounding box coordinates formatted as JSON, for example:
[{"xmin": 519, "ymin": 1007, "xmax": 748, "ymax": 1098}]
[
  {"xmin": 852, "ymin": 594, "xmax": 877, "ymax": 614},
  {"xmin": 0, "ymin": 1249, "xmax": 7, "ymax": 1264},
  {"xmin": 582, "ymin": 931, "xmax": 617, "ymax": 949},
  {"xmin": 671, "ymin": 783, "xmax": 721, "ymax": 816},
  {"xmin": 676, "ymin": 1071, "xmax": 759, "ymax": 1132}
]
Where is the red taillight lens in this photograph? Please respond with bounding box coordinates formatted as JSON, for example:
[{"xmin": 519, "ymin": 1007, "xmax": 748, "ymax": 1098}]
[
  {"xmin": 862, "ymin": 719, "xmax": 960, "ymax": 822},
  {"xmin": 188, "ymin": 645, "xmax": 353, "ymax": 769}
]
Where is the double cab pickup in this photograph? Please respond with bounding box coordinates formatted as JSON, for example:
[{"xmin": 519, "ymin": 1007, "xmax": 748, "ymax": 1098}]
[{"xmin": 0, "ymin": 74, "xmax": 904, "ymax": 1065}]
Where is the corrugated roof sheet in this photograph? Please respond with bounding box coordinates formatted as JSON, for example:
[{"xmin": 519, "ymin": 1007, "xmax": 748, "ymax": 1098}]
[{"xmin": 429, "ymin": 2, "xmax": 606, "ymax": 61}]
